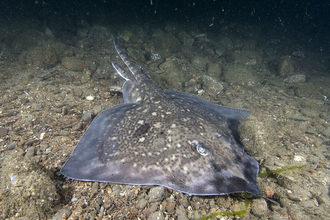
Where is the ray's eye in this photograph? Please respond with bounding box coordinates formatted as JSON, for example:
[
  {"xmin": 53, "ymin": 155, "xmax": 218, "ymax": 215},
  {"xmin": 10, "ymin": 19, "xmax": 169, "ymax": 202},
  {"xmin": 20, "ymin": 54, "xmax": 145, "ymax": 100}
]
[{"xmin": 191, "ymin": 140, "xmax": 209, "ymax": 156}]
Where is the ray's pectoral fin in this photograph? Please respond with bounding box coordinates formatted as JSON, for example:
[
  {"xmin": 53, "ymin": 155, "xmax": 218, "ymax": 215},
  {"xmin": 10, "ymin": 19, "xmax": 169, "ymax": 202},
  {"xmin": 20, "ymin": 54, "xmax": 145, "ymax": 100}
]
[
  {"xmin": 60, "ymin": 103, "xmax": 139, "ymax": 181},
  {"xmin": 164, "ymin": 90, "xmax": 251, "ymax": 121}
]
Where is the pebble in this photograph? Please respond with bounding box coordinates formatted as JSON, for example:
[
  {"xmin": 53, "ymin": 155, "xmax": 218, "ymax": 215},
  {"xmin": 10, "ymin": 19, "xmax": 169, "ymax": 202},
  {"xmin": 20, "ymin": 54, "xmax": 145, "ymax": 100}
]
[
  {"xmin": 180, "ymin": 197, "xmax": 189, "ymax": 208},
  {"xmin": 90, "ymin": 182, "xmax": 99, "ymax": 198},
  {"xmin": 130, "ymin": 207, "xmax": 138, "ymax": 215},
  {"xmin": 270, "ymin": 211, "xmax": 289, "ymax": 220},
  {"xmin": 320, "ymin": 128, "xmax": 330, "ymax": 137},
  {"xmin": 7, "ymin": 142, "xmax": 17, "ymax": 150},
  {"xmin": 283, "ymin": 74, "xmax": 306, "ymax": 83},
  {"xmin": 39, "ymin": 132, "xmax": 46, "ymax": 140},
  {"xmin": 71, "ymin": 195, "xmax": 78, "ymax": 202},
  {"xmin": 81, "ymin": 70, "xmax": 92, "ymax": 84},
  {"xmin": 176, "ymin": 207, "xmax": 189, "ymax": 220},
  {"xmin": 165, "ymin": 200, "xmax": 175, "ymax": 213},
  {"xmin": 111, "ymin": 185, "xmax": 122, "ymax": 196},
  {"xmin": 251, "ymin": 198, "xmax": 268, "ymax": 217},
  {"xmin": 25, "ymin": 138, "xmax": 38, "ymax": 146},
  {"xmin": 148, "ymin": 186, "xmax": 165, "ymax": 202},
  {"xmin": 72, "ymin": 122, "xmax": 83, "ymax": 131},
  {"xmin": 293, "ymin": 155, "xmax": 306, "ymax": 162},
  {"xmin": 300, "ymin": 108, "xmax": 319, "ymax": 118},
  {"xmin": 287, "ymin": 186, "xmax": 312, "ymax": 201},
  {"xmin": 86, "ymin": 95, "xmax": 94, "ymax": 101},
  {"xmin": 0, "ymin": 127, "xmax": 7, "ymax": 137},
  {"xmin": 25, "ymin": 146, "xmax": 35, "ymax": 158},
  {"xmin": 81, "ymin": 111, "xmax": 92, "ymax": 122},
  {"xmin": 300, "ymin": 200, "xmax": 316, "ymax": 209},
  {"xmin": 287, "ymin": 205, "xmax": 306, "ymax": 220},
  {"xmin": 40, "ymin": 143, "xmax": 49, "ymax": 151},
  {"xmin": 143, "ymin": 203, "xmax": 158, "ymax": 216},
  {"xmin": 138, "ymin": 198, "xmax": 148, "ymax": 209},
  {"xmin": 20, "ymin": 98, "xmax": 29, "ymax": 104},
  {"xmin": 151, "ymin": 53, "xmax": 161, "ymax": 60},
  {"xmin": 1, "ymin": 111, "xmax": 17, "ymax": 117},
  {"xmin": 147, "ymin": 211, "xmax": 165, "ymax": 220},
  {"xmin": 93, "ymin": 105, "xmax": 102, "ymax": 114},
  {"xmin": 51, "ymin": 209, "xmax": 72, "ymax": 220},
  {"xmin": 317, "ymin": 193, "xmax": 330, "ymax": 206},
  {"xmin": 103, "ymin": 195, "xmax": 112, "ymax": 210},
  {"xmin": 61, "ymin": 57, "xmax": 84, "ymax": 71},
  {"xmin": 201, "ymin": 75, "xmax": 224, "ymax": 95},
  {"xmin": 184, "ymin": 35, "xmax": 194, "ymax": 46}
]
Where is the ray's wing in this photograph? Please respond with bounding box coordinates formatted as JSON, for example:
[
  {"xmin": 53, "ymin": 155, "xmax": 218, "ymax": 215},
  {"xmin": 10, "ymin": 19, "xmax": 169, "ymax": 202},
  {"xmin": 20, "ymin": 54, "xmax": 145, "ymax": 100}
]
[
  {"xmin": 60, "ymin": 103, "xmax": 140, "ymax": 181},
  {"xmin": 164, "ymin": 90, "xmax": 251, "ymax": 122}
]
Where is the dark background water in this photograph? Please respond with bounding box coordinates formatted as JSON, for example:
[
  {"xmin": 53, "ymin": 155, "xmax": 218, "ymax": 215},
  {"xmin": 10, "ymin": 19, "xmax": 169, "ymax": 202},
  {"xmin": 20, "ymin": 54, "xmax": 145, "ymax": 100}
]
[{"xmin": 1, "ymin": 0, "xmax": 329, "ymax": 43}]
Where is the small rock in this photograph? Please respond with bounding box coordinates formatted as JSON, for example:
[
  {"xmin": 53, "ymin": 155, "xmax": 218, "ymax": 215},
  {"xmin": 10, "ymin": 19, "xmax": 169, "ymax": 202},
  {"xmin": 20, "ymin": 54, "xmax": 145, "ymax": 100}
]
[
  {"xmin": 165, "ymin": 200, "xmax": 175, "ymax": 213},
  {"xmin": 287, "ymin": 186, "xmax": 312, "ymax": 201},
  {"xmin": 61, "ymin": 106, "xmax": 68, "ymax": 115},
  {"xmin": 1, "ymin": 111, "xmax": 17, "ymax": 117},
  {"xmin": 62, "ymin": 57, "xmax": 84, "ymax": 71},
  {"xmin": 143, "ymin": 203, "xmax": 158, "ymax": 216},
  {"xmin": 20, "ymin": 98, "xmax": 29, "ymax": 104},
  {"xmin": 207, "ymin": 62, "xmax": 221, "ymax": 76},
  {"xmin": 40, "ymin": 143, "xmax": 49, "ymax": 151},
  {"xmin": 317, "ymin": 193, "xmax": 330, "ymax": 206},
  {"xmin": 130, "ymin": 207, "xmax": 138, "ymax": 215},
  {"xmin": 81, "ymin": 111, "xmax": 92, "ymax": 122},
  {"xmin": 180, "ymin": 197, "xmax": 189, "ymax": 208},
  {"xmin": 278, "ymin": 56, "xmax": 294, "ymax": 76},
  {"xmin": 81, "ymin": 70, "xmax": 92, "ymax": 84},
  {"xmin": 293, "ymin": 155, "xmax": 306, "ymax": 162},
  {"xmin": 86, "ymin": 95, "xmax": 94, "ymax": 101},
  {"xmin": 25, "ymin": 138, "xmax": 38, "ymax": 146},
  {"xmin": 93, "ymin": 105, "xmax": 102, "ymax": 114},
  {"xmin": 176, "ymin": 207, "xmax": 189, "ymax": 220},
  {"xmin": 148, "ymin": 186, "xmax": 165, "ymax": 202},
  {"xmin": 111, "ymin": 185, "xmax": 122, "ymax": 196},
  {"xmin": 270, "ymin": 211, "xmax": 289, "ymax": 220},
  {"xmin": 151, "ymin": 53, "xmax": 161, "ymax": 60},
  {"xmin": 25, "ymin": 146, "xmax": 35, "ymax": 158},
  {"xmin": 287, "ymin": 204, "xmax": 306, "ymax": 219},
  {"xmin": 90, "ymin": 182, "xmax": 99, "ymax": 198},
  {"xmin": 51, "ymin": 209, "xmax": 72, "ymax": 220},
  {"xmin": 300, "ymin": 108, "xmax": 319, "ymax": 118},
  {"xmin": 147, "ymin": 211, "xmax": 164, "ymax": 220},
  {"xmin": 138, "ymin": 198, "xmax": 148, "ymax": 209},
  {"xmin": 0, "ymin": 127, "xmax": 7, "ymax": 137},
  {"xmin": 7, "ymin": 142, "xmax": 17, "ymax": 150},
  {"xmin": 103, "ymin": 196, "xmax": 112, "ymax": 210},
  {"xmin": 320, "ymin": 128, "xmax": 330, "ymax": 137},
  {"xmin": 72, "ymin": 123, "xmax": 83, "ymax": 131},
  {"xmin": 71, "ymin": 195, "xmax": 78, "ymax": 202},
  {"xmin": 201, "ymin": 75, "xmax": 224, "ymax": 95},
  {"xmin": 300, "ymin": 200, "xmax": 315, "ymax": 209},
  {"xmin": 251, "ymin": 198, "xmax": 268, "ymax": 217},
  {"xmin": 283, "ymin": 74, "xmax": 306, "ymax": 83}
]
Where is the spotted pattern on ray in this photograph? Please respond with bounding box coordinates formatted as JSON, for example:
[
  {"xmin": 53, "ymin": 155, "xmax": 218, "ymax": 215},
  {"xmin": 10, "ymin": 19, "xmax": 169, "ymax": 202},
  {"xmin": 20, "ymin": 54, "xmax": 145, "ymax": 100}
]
[{"xmin": 60, "ymin": 34, "xmax": 260, "ymax": 196}]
